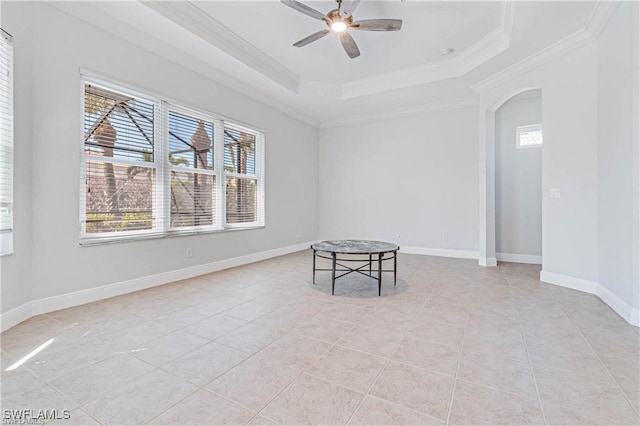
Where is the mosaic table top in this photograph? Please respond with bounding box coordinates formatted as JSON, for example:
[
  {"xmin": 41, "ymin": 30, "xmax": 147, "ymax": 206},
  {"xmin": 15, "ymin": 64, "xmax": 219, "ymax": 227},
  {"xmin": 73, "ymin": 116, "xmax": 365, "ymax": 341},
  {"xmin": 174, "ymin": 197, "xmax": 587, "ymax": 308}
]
[{"xmin": 311, "ymin": 240, "xmax": 399, "ymax": 254}]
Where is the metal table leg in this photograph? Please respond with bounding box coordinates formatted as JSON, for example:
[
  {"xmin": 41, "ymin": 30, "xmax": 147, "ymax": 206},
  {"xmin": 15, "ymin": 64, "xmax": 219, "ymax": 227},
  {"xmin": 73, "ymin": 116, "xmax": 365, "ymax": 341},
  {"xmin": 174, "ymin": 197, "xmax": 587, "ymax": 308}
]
[
  {"xmin": 378, "ymin": 252, "xmax": 383, "ymax": 296},
  {"xmin": 331, "ymin": 252, "xmax": 337, "ymax": 295},
  {"xmin": 312, "ymin": 249, "xmax": 317, "ymax": 285},
  {"xmin": 394, "ymin": 250, "xmax": 397, "ymax": 287}
]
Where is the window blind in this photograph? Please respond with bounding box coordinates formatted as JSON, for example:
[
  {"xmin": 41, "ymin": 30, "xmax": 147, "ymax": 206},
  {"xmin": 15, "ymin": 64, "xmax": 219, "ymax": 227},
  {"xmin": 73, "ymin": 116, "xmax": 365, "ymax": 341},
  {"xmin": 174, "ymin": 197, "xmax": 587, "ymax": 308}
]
[
  {"xmin": 81, "ymin": 82, "xmax": 158, "ymax": 237},
  {"xmin": 224, "ymin": 123, "xmax": 264, "ymax": 226},
  {"xmin": 79, "ymin": 76, "xmax": 265, "ymax": 244},
  {"xmin": 0, "ymin": 29, "xmax": 14, "ymax": 255},
  {"xmin": 167, "ymin": 107, "xmax": 218, "ymax": 229}
]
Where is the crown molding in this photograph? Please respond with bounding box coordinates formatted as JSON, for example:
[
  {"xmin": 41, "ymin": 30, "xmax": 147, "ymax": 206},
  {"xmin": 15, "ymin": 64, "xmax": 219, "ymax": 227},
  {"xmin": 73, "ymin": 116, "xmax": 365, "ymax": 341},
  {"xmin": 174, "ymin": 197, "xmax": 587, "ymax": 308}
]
[
  {"xmin": 585, "ymin": 0, "xmax": 619, "ymax": 39},
  {"xmin": 471, "ymin": 0, "xmax": 619, "ymax": 93},
  {"xmin": 146, "ymin": 0, "xmax": 513, "ymax": 100},
  {"xmin": 47, "ymin": 1, "xmax": 320, "ymax": 128},
  {"xmin": 340, "ymin": 0, "xmax": 514, "ymax": 99},
  {"xmin": 142, "ymin": 0, "xmax": 301, "ymax": 93},
  {"xmin": 471, "ymin": 27, "xmax": 594, "ymax": 93},
  {"xmin": 319, "ymin": 97, "xmax": 476, "ymax": 129}
]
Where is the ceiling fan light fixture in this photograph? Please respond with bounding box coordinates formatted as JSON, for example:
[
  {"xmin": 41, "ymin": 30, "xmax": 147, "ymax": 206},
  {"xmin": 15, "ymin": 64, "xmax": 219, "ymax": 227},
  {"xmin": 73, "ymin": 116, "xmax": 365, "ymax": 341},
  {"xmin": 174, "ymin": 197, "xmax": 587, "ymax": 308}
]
[{"xmin": 331, "ymin": 20, "xmax": 347, "ymax": 32}]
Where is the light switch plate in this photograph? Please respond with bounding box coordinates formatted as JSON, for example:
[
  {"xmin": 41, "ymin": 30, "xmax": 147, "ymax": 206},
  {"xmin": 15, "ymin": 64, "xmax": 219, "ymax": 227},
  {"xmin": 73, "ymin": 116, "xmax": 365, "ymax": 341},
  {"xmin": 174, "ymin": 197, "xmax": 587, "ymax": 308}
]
[{"xmin": 550, "ymin": 188, "xmax": 562, "ymax": 199}]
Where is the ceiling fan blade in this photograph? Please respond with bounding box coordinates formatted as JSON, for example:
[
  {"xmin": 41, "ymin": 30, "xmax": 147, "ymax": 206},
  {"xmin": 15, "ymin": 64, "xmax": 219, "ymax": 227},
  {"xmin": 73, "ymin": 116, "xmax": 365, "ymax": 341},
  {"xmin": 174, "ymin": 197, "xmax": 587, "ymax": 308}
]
[
  {"xmin": 350, "ymin": 19, "xmax": 403, "ymax": 31},
  {"xmin": 293, "ymin": 29, "xmax": 331, "ymax": 47},
  {"xmin": 340, "ymin": 0, "xmax": 360, "ymax": 17},
  {"xmin": 281, "ymin": 0, "xmax": 327, "ymax": 21},
  {"xmin": 339, "ymin": 32, "xmax": 360, "ymax": 59}
]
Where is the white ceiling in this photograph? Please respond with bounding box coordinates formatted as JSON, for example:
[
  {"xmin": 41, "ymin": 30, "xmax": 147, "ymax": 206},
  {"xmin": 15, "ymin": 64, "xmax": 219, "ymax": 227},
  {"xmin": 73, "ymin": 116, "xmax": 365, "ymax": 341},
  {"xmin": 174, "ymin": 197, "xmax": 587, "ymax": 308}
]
[
  {"xmin": 198, "ymin": 1, "xmax": 501, "ymax": 83},
  {"xmin": 52, "ymin": 1, "xmax": 602, "ymax": 127}
]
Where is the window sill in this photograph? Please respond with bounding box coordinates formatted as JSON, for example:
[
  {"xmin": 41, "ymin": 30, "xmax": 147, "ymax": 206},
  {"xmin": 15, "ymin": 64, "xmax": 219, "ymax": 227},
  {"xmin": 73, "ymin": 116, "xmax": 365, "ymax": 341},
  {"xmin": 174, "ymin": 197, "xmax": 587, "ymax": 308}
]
[{"xmin": 79, "ymin": 225, "xmax": 265, "ymax": 247}]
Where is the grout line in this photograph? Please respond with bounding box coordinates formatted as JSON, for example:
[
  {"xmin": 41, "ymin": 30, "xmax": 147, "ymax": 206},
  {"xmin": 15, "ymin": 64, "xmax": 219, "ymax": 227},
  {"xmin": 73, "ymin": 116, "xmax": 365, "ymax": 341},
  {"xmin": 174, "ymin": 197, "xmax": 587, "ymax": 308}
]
[
  {"xmin": 507, "ymin": 276, "xmax": 548, "ymax": 425},
  {"xmin": 444, "ymin": 294, "xmax": 471, "ymax": 426},
  {"xmin": 550, "ymin": 290, "xmax": 640, "ymax": 420},
  {"xmin": 250, "ymin": 366, "xmax": 307, "ymax": 423},
  {"xmin": 141, "ymin": 385, "xmax": 202, "ymax": 425},
  {"xmin": 344, "ymin": 268, "xmax": 434, "ymax": 425},
  {"xmin": 71, "ymin": 406, "xmax": 103, "ymax": 425},
  {"xmin": 17, "ymin": 255, "xmax": 629, "ymax": 425},
  {"xmin": 454, "ymin": 376, "xmax": 542, "ymax": 401}
]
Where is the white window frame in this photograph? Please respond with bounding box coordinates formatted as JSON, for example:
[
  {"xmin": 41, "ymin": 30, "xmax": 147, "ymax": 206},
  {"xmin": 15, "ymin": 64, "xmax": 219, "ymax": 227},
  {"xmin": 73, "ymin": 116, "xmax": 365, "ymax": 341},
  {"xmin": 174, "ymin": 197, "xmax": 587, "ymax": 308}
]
[
  {"xmin": 516, "ymin": 124, "xmax": 543, "ymax": 149},
  {"xmin": 79, "ymin": 75, "xmax": 265, "ymax": 245},
  {"xmin": 0, "ymin": 29, "xmax": 14, "ymax": 256},
  {"xmin": 223, "ymin": 122, "xmax": 265, "ymax": 230},
  {"xmin": 165, "ymin": 102, "xmax": 223, "ymax": 234}
]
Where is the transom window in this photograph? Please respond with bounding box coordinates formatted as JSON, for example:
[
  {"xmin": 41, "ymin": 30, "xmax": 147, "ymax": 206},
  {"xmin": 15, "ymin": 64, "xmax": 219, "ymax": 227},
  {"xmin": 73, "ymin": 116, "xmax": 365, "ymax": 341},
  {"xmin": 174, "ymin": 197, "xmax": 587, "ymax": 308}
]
[
  {"xmin": 516, "ymin": 124, "xmax": 543, "ymax": 148},
  {"xmin": 81, "ymin": 77, "xmax": 265, "ymax": 243}
]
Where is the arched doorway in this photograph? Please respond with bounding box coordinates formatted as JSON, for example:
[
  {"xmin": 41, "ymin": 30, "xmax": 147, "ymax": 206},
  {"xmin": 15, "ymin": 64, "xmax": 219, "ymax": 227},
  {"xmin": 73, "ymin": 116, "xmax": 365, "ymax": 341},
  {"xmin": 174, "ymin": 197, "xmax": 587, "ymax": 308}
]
[{"xmin": 478, "ymin": 87, "xmax": 542, "ymax": 267}]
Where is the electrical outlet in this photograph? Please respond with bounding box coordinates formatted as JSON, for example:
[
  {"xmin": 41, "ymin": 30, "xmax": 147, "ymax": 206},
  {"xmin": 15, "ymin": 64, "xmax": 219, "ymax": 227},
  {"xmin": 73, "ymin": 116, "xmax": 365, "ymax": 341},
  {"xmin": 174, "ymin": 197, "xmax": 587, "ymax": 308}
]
[{"xmin": 186, "ymin": 248, "xmax": 193, "ymax": 258}]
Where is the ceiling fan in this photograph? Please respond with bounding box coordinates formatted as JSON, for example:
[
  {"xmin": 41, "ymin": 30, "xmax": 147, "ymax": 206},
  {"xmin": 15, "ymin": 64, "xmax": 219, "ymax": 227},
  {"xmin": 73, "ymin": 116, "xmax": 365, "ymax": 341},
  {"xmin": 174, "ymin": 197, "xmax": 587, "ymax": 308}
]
[{"xmin": 281, "ymin": 0, "xmax": 403, "ymax": 59}]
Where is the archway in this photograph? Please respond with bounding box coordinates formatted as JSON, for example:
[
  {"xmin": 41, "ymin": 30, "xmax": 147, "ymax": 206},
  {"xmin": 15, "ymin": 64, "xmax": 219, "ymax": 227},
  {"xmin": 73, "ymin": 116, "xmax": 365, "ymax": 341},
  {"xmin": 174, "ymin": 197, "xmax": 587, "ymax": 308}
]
[{"xmin": 478, "ymin": 87, "xmax": 542, "ymax": 267}]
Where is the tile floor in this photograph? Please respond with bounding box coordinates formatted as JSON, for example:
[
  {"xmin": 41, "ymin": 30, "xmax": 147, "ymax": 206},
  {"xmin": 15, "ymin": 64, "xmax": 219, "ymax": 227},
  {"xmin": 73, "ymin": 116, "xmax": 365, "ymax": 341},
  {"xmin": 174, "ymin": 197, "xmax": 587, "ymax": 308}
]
[{"xmin": 1, "ymin": 251, "xmax": 639, "ymax": 425}]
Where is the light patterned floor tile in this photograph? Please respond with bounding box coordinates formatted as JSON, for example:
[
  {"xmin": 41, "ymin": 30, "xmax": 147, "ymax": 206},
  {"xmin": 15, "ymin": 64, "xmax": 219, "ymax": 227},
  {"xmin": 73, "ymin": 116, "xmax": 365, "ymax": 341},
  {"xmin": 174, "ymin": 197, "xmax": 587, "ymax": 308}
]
[
  {"xmin": 348, "ymin": 395, "xmax": 444, "ymax": 425},
  {"xmin": 207, "ymin": 353, "xmax": 301, "ymax": 411},
  {"xmin": 132, "ymin": 330, "xmax": 208, "ymax": 367},
  {"xmin": 457, "ymin": 349, "xmax": 537, "ymax": 399},
  {"xmin": 306, "ymin": 345, "xmax": 387, "ymax": 392},
  {"xmin": 370, "ymin": 361, "xmax": 454, "ymax": 420},
  {"xmin": 184, "ymin": 314, "xmax": 248, "ymax": 341},
  {"xmin": 392, "ymin": 335, "xmax": 460, "ymax": 376},
  {"xmin": 161, "ymin": 341, "xmax": 248, "ymax": 386},
  {"xmin": 260, "ymin": 373, "xmax": 364, "ymax": 425},
  {"xmin": 256, "ymin": 331, "xmax": 333, "ymax": 370},
  {"xmin": 1, "ymin": 252, "xmax": 636, "ymax": 426},
  {"xmin": 50, "ymin": 353, "xmax": 155, "ymax": 405},
  {"xmin": 336, "ymin": 324, "xmax": 404, "ymax": 358},
  {"xmin": 215, "ymin": 322, "xmax": 286, "ymax": 353},
  {"xmin": 148, "ymin": 389, "xmax": 255, "ymax": 425},
  {"xmin": 449, "ymin": 380, "xmax": 544, "ymax": 425},
  {"xmin": 83, "ymin": 369, "xmax": 197, "ymax": 425}
]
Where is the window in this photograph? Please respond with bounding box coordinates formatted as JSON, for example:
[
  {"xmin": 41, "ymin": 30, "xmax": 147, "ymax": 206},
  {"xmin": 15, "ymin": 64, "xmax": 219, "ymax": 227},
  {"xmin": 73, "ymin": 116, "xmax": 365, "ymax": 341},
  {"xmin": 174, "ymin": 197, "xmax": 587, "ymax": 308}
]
[
  {"xmin": 0, "ymin": 29, "xmax": 13, "ymax": 256},
  {"xmin": 517, "ymin": 124, "xmax": 543, "ymax": 148},
  {"xmin": 81, "ymin": 77, "xmax": 265, "ymax": 243}
]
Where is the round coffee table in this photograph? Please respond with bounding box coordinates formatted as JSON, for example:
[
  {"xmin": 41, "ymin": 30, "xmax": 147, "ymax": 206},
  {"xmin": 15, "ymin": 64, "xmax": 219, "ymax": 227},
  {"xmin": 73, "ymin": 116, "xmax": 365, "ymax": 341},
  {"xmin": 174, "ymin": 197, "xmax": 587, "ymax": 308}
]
[{"xmin": 311, "ymin": 240, "xmax": 400, "ymax": 296}]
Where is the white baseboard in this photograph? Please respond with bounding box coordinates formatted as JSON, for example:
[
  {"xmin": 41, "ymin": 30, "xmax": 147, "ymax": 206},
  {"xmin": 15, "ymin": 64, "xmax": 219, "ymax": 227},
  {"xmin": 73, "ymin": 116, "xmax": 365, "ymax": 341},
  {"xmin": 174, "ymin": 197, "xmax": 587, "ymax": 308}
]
[
  {"xmin": 1, "ymin": 241, "xmax": 314, "ymax": 332},
  {"xmin": 496, "ymin": 253, "xmax": 542, "ymax": 264},
  {"xmin": 540, "ymin": 270, "xmax": 639, "ymax": 327},
  {"xmin": 540, "ymin": 270, "xmax": 599, "ymax": 293},
  {"xmin": 0, "ymin": 303, "xmax": 33, "ymax": 333},
  {"xmin": 400, "ymin": 246, "xmax": 478, "ymax": 260},
  {"xmin": 597, "ymin": 284, "xmax": 640, "ymax": 327},
  {"xmin": 479, "ymin": 257, "xmax": 498, "ymax": 267}
]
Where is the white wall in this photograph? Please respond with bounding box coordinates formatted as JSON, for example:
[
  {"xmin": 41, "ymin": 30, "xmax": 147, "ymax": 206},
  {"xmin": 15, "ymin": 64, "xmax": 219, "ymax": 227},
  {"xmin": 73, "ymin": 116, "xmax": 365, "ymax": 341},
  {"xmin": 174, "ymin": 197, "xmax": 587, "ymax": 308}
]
[
  {"xmin": 479, "ymin": 43, "xmax": 599, "ymax": 283},
  {"xmin": 495, "ymin": 92, "xmax": 542, "ymax": 259},
  {"xmin": 0, "ymin": 5, "xmax": 33, "ymax": 314},
  {"xmin": 596, "ymin": 2, "xmax": 638, "ymax": 313},
  {"xmin": 1, "ymin": 2, "xmax": 319, "ymax": 315},
  {"xmin": 319, "ymin": 107, "xmax": 478, "ymax": 254},
  {"xmin": 634, "ymin": 1, "xmax": 640, "ymax": 316}
]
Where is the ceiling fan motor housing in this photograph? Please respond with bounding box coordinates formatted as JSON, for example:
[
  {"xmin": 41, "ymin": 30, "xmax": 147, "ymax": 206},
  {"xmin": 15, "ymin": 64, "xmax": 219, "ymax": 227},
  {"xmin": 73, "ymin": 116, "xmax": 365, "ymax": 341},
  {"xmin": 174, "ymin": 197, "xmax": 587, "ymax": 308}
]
[{"xmin": 327, "ymin": 9, "xmax": 353, "ymax": 27}]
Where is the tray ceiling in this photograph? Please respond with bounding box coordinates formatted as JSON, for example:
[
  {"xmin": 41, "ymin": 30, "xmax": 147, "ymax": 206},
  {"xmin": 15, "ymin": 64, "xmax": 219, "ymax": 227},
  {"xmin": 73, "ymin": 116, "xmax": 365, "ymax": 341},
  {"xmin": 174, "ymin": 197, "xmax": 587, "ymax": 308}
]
[
  {"xmin": 50, "ymin": 1, "xmax": 605, "ymax": 126},
  {"xmin": 194, "ymin": 1, "xmax": 501, "ymax": 84}
]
